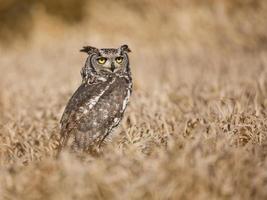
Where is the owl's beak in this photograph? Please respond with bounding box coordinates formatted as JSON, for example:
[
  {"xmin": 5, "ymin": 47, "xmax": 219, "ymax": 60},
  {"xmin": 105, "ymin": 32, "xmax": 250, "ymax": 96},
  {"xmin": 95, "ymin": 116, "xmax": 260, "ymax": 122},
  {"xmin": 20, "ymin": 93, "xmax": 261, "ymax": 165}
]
[{"xmin": 111, "ymin": 62, "xmax": 115, "ymax": 72}]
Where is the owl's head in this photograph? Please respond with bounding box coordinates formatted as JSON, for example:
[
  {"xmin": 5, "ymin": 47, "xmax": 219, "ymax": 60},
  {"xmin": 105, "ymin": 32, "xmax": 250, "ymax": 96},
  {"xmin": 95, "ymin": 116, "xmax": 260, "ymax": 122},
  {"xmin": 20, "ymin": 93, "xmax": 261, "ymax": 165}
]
[{"xmin": 80, "ymin": 45, "xmax": 131, "ymax": 76}]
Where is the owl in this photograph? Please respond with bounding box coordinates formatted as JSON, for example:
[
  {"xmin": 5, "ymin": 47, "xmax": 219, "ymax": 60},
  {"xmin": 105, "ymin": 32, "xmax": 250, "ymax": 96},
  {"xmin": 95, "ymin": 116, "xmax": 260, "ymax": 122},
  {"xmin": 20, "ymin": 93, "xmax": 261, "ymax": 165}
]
[{"xmin": 57, "ymin": 44, "xmax": 132, "ymax": 155}]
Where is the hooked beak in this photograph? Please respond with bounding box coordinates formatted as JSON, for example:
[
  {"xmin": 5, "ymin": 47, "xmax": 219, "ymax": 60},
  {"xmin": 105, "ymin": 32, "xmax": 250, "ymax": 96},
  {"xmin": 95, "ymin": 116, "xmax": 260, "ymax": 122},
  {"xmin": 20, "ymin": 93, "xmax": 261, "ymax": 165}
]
[{"xmin": 111, "ymin": 62, "xmax": 115, "ymax": 72}]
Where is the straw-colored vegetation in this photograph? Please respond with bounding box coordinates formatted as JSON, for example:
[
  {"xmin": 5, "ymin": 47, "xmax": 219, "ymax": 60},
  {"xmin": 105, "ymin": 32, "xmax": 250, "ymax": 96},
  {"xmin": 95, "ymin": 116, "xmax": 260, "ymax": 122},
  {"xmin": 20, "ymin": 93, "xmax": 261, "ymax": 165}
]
[{"xmin": 0, "ymin": 0, "xmax": 267, "ymax": 199}]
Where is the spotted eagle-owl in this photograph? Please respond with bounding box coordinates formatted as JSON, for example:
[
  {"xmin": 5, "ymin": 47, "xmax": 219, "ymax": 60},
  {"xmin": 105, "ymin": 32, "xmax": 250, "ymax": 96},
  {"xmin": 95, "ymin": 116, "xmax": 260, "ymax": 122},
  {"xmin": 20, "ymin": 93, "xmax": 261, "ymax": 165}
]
[{"xmin": 57, "ymin": 44, "xmax": 132, "ymax": 154}]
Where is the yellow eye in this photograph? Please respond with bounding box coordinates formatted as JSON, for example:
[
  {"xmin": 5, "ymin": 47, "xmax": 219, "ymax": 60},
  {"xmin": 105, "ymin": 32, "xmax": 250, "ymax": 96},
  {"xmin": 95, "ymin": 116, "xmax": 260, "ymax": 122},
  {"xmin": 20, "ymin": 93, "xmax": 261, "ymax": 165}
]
[
  {"xmin": 115, "ymin": 57, "xmax": 123, "ymax": 64},
  {"xmin": 97, "ymin": 57, "xmax": 107, "ymax": 64}
]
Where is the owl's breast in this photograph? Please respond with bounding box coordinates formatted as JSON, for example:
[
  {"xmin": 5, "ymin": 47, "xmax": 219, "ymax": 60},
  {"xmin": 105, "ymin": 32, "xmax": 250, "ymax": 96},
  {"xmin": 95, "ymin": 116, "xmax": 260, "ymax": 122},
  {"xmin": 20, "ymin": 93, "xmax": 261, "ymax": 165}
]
[{"xmin": 77, "ymin": 75, "xmax": 132, "ymax": 134}]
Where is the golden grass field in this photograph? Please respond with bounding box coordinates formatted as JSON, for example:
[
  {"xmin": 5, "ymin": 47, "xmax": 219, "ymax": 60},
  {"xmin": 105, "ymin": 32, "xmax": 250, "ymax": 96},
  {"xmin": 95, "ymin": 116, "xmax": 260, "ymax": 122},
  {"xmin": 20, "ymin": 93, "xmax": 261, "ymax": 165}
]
[{"xmin": 0, "ymin": 0, "xmax": 267, "ymax": 199}]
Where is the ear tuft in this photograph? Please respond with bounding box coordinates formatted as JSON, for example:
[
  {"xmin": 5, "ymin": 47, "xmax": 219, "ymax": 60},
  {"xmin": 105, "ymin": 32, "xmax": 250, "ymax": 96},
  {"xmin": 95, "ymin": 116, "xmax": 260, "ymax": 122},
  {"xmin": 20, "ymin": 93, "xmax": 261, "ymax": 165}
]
[
  {"xmin": 120, "ymin": 44, "xmax": 131, "ymax": 53},
  {"xmin": 80, "ymin": 46, "xmax": 99, "ymax": 55}
]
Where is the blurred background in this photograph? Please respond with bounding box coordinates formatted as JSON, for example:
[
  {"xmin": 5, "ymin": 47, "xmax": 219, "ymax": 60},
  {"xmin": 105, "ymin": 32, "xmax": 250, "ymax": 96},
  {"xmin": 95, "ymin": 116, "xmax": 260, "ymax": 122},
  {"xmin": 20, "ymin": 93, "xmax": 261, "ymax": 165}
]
[
  {"xmin": 1, "ymin": 0, "xmax": 267, "ymax": 134},
  {"xmin": 1, "ymin": 1, "xmax": 267, "ymax": 199},
  {"xmin": 1, "ymin": 0, "xmax": 267, "ymax": 80},
  {"xmin": 0, "ymin": 0, "xmax": 267, "ymax": 124},
  {"xmin": 1, "ymin": 0, "xmax": 267, "ymax": 49}
]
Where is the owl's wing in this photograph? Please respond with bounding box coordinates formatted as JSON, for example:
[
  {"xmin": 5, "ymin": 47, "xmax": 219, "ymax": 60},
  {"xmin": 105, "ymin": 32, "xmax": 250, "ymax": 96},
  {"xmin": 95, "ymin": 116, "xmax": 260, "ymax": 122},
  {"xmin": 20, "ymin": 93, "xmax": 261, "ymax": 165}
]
[
  {"xmin": 71, "ymin": 75, "xmax": 132, "ymax": 148},
  {"xmin": 60, "ymin": 80, "xmax": 112, "ymax": 131},
  {"xmin": 58, "ymin": 79, "xmax": 113, "ymax": 149},
  {"xmin": 58, "ymin": 75, "xmax": 131, "ymax": 153}
]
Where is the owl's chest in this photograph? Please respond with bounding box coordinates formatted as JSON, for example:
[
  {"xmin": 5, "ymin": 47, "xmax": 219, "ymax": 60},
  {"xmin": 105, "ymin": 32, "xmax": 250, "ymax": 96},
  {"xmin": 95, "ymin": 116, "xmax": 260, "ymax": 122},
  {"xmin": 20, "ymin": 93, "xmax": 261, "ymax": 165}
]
[
  {"xmin": 98, "ymin": 77, "xmax": 130, "ymax": 107},
  {"xmin": 76, "ymin": 76, "xmax": 131, "ymax": 132},
  {"xmin": 84, "ymin": 76, "xmax": 131, "ymax": 118}
]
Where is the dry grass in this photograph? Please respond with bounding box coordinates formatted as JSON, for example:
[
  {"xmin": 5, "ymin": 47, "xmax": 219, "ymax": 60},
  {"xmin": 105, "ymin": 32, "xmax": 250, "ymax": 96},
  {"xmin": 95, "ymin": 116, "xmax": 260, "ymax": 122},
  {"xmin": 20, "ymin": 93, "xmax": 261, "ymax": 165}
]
[{"xmin": 0, "ymin": 0, "xmax": 267, "ymax": 199}]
